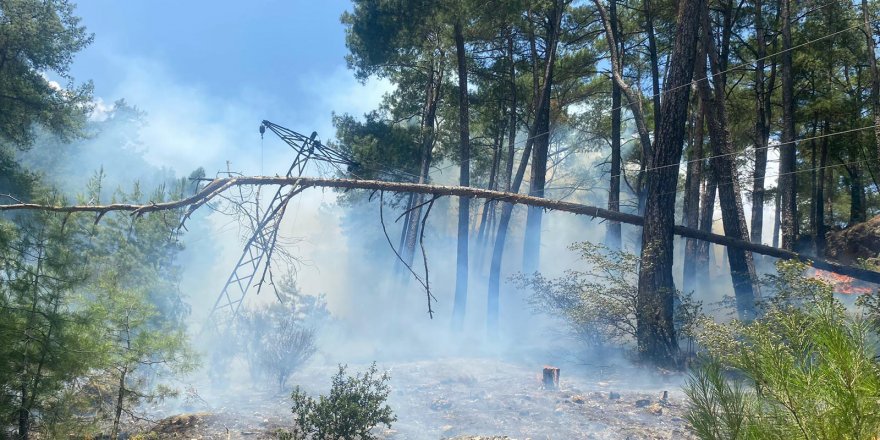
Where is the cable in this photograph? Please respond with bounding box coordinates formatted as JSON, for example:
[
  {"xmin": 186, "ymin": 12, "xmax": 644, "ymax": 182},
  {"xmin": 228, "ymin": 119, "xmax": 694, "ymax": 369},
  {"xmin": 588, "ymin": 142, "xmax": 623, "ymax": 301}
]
[
  {"xmin": 599, "ymin": 15, "xmax": 862, "ymax": 118},
  {"xmin": 605, "ymin": 157, "xmax": 876, "ymax": 207},
  {"xmin": 395, "ymin": 17, "xmax": 863, "ymax": 180}
]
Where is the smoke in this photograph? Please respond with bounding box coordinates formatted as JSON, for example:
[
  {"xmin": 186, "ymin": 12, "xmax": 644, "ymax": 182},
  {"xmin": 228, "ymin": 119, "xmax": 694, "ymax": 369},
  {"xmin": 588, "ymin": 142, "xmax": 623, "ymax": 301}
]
[{"xmin": 28, "ymin": 49, "xmax": 743, "ymax": 437}]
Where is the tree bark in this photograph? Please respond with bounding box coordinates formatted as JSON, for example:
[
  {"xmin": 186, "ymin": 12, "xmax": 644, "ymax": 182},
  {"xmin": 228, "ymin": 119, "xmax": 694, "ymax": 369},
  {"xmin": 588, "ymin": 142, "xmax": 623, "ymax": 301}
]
[
  {"xmin": 593, "ymin": 0, "xmax": 653, "ymax": 165},
  {"xmin": 696, "ymin": 155, "xmax": 717, "ymax": 288},
  {"xmin": 606, "ymin": 0, "xmax": 623, "ymax": 250},
  {"xmin": 111, "ymin": 368, "xmax": 128, "ymax": 440},
  {"xmin": 862, "ymin": 0, "xmax": 880, "ymax": 165},
  {"xmin": 7, "ymin": 175, "xmax": 880, "ymax": 283},
  {"xmin": 683, "ymin": 95, "xmax": 704, "ymax": 294},
  {"xmin": 635, "ymin": 0, "xmax": 703, "ymax": 366},
  {"xmin": 452, "ymin": 20, "xmax": 470, "ymax": 330},
  {"xmin": 808, "ymin": 116, "xmax": 819, "ymax": 248},
  {"xmin": 475, "ymin": 128, "xmax": 501, "ymax": 250},
  {"xmin": 402, "ymin": 55, "xmax": 443, "ymax": 268},
  {"xmin": 523, "ymin": 0, "xmax": 562, "ymax": 274},
  {"xmin": 772, "ymin": 187, "xmax": 781, "ymax": 248},
  {"xmin": 18, "ymin": 385, "xmax": 28, "ymax": 440},
  {"xmin": 814, "ymin": 121, "xmax": 828, "ymax": 255},
  {"xmin": 779, "ymin": 0, "xmax": 798, "ymax": 250},
  {"xmin": 595, "ymin": 0, "xmax": 653, "ymax": 218},
  {"xmin": 849, "ymin": 161, "xmax": 866, "ymax": 225},
  {"xmin": 488, "ymin": 4, "xmax": 562, "ymax": 336},
  {"xmin": 697, "ymin": 4, "xmax": 760, "ymax": 319},
  {"xmin": 505, "ymin": 30, "xmax": 517, "ymax": 194},
  {"xmin": 751, "ymin": 0, "xmax": 769, "ymax": 246},
  {"xmin": 644, "ymin": 0, "xmax": 661, "ymax": 127}
]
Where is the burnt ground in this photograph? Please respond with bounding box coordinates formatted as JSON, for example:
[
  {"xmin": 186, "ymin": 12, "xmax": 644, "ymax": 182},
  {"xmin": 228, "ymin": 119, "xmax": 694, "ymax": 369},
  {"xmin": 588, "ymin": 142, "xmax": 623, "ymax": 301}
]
[{"xmin": 127, "ymin": 357, "xmax": 694, "ymax": 440}]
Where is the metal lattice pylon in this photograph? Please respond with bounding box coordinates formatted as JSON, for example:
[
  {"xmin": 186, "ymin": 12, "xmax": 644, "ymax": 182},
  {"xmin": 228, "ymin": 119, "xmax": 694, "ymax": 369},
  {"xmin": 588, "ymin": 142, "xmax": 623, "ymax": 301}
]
[{"xmin": 207, "ymin": 121, "xmax": 358, "ymax": 331}]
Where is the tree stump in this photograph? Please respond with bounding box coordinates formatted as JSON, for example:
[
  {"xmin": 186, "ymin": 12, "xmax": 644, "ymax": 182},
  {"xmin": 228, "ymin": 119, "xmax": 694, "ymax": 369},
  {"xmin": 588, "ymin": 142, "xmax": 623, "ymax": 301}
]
[{"xmin": 542, "ymin": 366, "xmax": 560, "ymax": 390}]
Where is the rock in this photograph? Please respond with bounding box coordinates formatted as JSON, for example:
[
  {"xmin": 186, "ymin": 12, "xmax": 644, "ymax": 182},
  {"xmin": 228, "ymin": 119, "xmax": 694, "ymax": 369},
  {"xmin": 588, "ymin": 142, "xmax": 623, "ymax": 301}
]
[
  {"xmin": 570, "ymin": 395, "xmax": 586, "ymax": 404},
  {"xmin": 635, "ymin": 399, "xmax": 651, "ymax": 408},
  {"xmin": 609, "ymin": 391, "xmax": 621, "ymax": 400}
]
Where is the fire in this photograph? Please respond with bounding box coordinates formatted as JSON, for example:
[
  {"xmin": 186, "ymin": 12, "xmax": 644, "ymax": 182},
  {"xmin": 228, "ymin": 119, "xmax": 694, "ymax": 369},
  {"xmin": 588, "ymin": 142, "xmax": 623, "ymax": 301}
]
[{"xmin": 811, "ymin": 269, "xmax": 875, "ymax": 295}]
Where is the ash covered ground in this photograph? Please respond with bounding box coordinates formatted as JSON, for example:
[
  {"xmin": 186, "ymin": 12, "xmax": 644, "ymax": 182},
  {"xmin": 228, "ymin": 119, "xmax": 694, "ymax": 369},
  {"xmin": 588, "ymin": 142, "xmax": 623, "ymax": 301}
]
[{"xmin": 132, "ymin": 357, "xmax": 693, "ymax": 439}]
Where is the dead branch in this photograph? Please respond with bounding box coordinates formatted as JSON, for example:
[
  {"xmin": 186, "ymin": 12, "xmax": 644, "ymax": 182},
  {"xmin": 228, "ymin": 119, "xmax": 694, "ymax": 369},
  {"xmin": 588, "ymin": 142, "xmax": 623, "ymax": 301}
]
[
  {"xmin": 2, "ymin": 176, "xmax": 879, "ymax": 284},
  {"xmin": 419, "ymin": 196, "xmax": 439, "ymax": 318},
  {"xmin": 378, "ymin": 191, "xmax": 431, "ymax": 296}
]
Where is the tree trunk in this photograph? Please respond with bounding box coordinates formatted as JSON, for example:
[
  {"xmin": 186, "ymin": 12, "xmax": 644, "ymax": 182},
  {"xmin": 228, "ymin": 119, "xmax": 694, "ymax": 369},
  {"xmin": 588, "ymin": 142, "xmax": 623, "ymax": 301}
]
[
  {"xmin": 815, "ymin": 121, "xmax": 828, "ymax": 255},
  {"xmin": 18, "ymin": 386, "xmax": 28, "ymax": 440},
  {"xmin": 10, "ymin": 175, "xmax": 880, "ymax": 283},
  {"xmin": 402, "ymin": 56, "xmax": 443, "ymax": 268},
  {"xmin": 488, "ymin": 7, "xmax": 562, "ymax": 335},
  {"xmin": 863, "ymin": 0, "xmax": 880, "ymax": 165},
  {"xmin": 635, "ymin": 0, "xmax": 703, "ymax": 366},
  {"xmin": 644, "ymin": 0, "xmax": 661, "ymax": 127},
  {"xmin": 488, "ymin": 153, "xmax": 531, "ymax": 337},
  {"xmin": 751, "ymin": 0, "xmax": 769, "ymax": 246},
  {"xmin": 697, "ymin": 5, "xmax": 760, "ymax": 319},
  {"xmin": 808, "ymin": 116, "xmax": 819, "ymax": 248},
  {"xmin": 112, "ymin": 368, "xmax": 128, "ymax": 440},
  {"xmin": 683, "ymin": 95, "xmax": 704, "ymax": 294},
  {"xmin": 826, "ymin": 159, "xmax": 835, "ymax": 225},
  {"xmin": 606, "ymin": 0, "xmax": 623, "ymax": 250},
  {"xmin": 772, "ymin": 187, "xmax": 781, "ymax": 248},
  {"xmin": 452, "ymin": 20, "xmax": 471, "ymax": 330},
  {"xmin": 849, "ymin": 162, "xmax": 866, "ymax": 225},
  {"xmin": 696, "ymin": 156, "xmax": 717, "ymax": 288},
  {"xmin": 595, "ymin": 0, "xmax": 652, "ymax": 218},
  {"xmin": 505, "ymin": 30, "xmax": 517, "ymax": 193},
  {"xmin": 523, "ymin": 0, "xmax": 562, "ymax": 274},
  {"xmin": 779, "ymin": 0, "xmax": 798, "ymax": 250},
  {"xmin": 593, "ymin": 0, "xmax": 653, "ymax": 167},
  {"xmin": 476, "ymin": 125, "xmax": 503, "ymax": 263}
]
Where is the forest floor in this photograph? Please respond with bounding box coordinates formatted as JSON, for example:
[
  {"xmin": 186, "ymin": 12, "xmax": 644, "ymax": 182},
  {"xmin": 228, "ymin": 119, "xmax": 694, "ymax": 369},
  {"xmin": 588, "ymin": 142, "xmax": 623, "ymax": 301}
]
[{"xmin": 128, "ymin": 357, "xmax": 694, "ymax": 440}]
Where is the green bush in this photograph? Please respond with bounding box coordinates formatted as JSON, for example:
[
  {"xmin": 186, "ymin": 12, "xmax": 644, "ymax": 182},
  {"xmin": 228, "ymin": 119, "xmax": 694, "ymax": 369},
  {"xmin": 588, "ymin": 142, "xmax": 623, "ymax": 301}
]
[
  {"xmin": 516, "ymin": 242, "xmax": 702, "ymax": 350},
  {"xmin": 684, "ymin": 261, "xmax": 880, "ymax": 439},
  {"xmin": 278, "ymin": 363, "xmax": 396, "ymax": 440}
]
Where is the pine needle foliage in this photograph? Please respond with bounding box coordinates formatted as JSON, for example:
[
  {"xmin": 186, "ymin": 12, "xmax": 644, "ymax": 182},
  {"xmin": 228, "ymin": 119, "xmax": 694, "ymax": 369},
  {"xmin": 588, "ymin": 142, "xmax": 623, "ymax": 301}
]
[{"xmin": 685, "ymin": 261, "xmax": 880, "ymax": 439}]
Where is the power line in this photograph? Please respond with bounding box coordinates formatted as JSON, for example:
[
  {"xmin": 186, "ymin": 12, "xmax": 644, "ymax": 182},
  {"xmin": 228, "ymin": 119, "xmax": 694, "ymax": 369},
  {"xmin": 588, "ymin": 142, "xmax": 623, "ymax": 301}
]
[
  {"xmin": 438, "ymin": 17, "xmax": 865, "ymax": 179},
  {"xmin": 600, "ymin": 17, "xmax": 861, "ymax": 117},
  {"xmin": 323, "ymin": 2, "xmax": 867, "ymax": 204},
  {"xmin": 610, "ymin": 157, "xmax": 876, "ymax": 207}
]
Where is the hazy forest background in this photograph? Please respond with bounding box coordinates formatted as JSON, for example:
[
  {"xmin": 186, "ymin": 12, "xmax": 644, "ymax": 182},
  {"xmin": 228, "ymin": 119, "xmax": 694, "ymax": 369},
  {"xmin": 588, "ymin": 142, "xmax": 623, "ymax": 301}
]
[{"xmin": 2, "ymin": 0, "xmax": 880, "ymax": 438}]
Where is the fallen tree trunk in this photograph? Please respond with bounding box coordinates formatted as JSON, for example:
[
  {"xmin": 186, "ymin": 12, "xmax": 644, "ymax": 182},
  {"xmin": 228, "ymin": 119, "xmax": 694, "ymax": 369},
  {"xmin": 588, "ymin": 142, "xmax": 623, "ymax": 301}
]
[{"xmin": 3, "ymin": 176, "xmax": 879, "ymax": 284}]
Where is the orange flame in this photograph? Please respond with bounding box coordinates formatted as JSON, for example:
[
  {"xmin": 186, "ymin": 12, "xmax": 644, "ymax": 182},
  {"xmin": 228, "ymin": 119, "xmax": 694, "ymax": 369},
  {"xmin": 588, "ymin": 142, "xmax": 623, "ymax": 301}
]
[{"xmin": 811, "ymin": 269, "xmax": 875, "ymax": 295}]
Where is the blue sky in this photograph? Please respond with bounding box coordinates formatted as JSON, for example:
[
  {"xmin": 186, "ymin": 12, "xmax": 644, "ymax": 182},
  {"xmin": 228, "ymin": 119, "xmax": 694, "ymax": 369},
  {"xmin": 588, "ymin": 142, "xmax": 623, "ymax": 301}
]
[
  {"xmin": 68, "ymin": 0, "xmax": 390, "ymax": 177},
  {"xmin": 61, "ymin": 1, "xmax": 403, "ymax": 315}
]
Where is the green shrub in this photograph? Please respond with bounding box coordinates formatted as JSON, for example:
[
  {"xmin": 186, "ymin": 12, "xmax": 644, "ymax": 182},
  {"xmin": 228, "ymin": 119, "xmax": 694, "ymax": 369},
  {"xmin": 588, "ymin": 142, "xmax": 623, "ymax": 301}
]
[
  {"xmin": 516, "ymin": 242, "xmax": 703, "ymax": 350},
  {"xmin": 278, "ymin": 363, "xmax": 395, "ymax": 440},
  {"xmin": 685, "ymin": 261, "xmax": 880, "ymax": 439}
]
